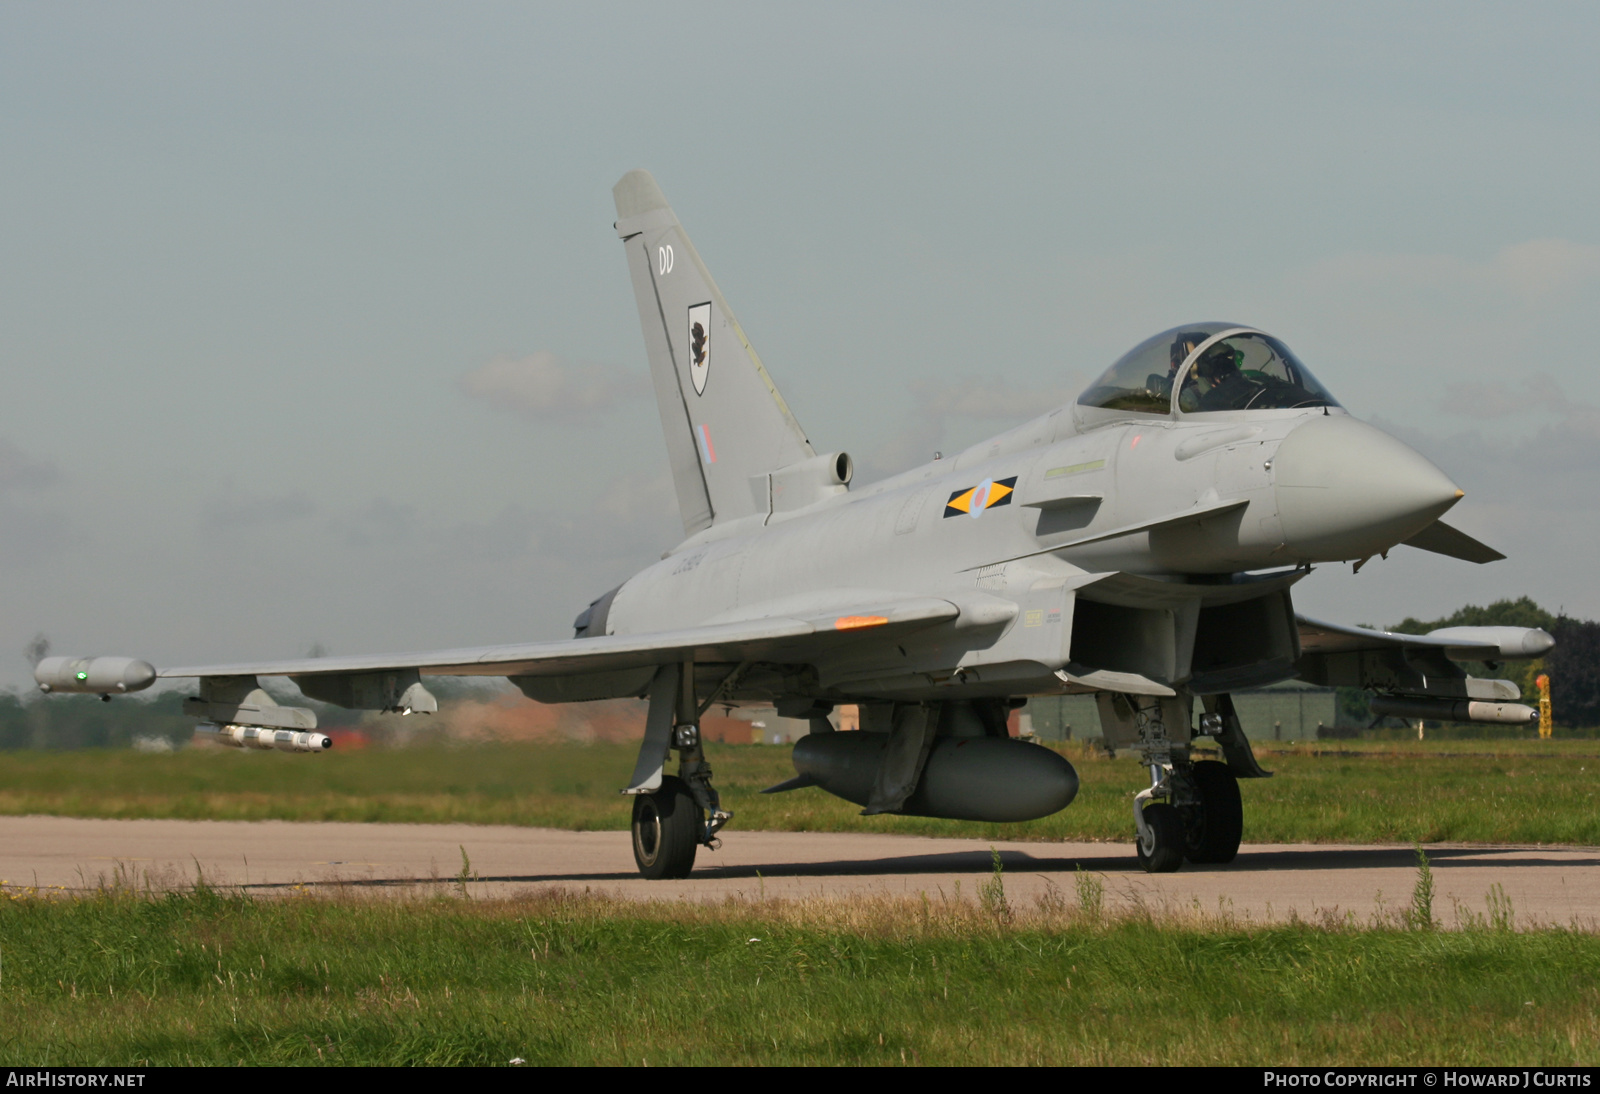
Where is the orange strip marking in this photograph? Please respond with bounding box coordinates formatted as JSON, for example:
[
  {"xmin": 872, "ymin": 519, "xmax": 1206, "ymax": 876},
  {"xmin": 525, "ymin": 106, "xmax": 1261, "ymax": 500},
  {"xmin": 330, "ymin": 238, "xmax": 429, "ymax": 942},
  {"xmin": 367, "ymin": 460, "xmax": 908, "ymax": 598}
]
[{"xmin": 835, "ymin": 615, "xmax": 889, "ymax": 630}]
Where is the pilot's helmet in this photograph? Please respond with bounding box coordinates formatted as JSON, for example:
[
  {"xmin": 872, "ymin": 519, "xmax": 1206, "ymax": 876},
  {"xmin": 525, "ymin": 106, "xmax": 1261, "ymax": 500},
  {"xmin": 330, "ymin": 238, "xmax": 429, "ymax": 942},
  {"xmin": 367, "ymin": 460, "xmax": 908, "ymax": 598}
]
[
  {"xmin": 1196, "ymin": 343, "xmax": 1240, "ymax": 379},
  {"xmin": 1169, "ymin": 331, "xmax": 1211, "ymax": 371}
]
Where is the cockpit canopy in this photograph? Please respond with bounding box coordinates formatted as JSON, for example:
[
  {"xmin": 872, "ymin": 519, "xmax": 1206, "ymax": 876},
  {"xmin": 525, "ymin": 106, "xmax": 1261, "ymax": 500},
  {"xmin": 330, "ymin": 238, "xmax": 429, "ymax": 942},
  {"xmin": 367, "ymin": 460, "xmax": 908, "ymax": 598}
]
[{"xmin": 1078, "ymin": 323, "xmax": 1340, "ymax": 415}]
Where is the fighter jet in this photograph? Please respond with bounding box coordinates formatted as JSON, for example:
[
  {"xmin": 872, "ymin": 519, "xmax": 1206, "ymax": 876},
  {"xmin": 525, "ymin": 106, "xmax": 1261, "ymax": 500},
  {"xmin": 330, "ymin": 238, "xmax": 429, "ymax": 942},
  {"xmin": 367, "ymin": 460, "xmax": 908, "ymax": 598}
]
[{"xmin": 35, "ymin": 171, "xmax": 1555, "ymax": 877}]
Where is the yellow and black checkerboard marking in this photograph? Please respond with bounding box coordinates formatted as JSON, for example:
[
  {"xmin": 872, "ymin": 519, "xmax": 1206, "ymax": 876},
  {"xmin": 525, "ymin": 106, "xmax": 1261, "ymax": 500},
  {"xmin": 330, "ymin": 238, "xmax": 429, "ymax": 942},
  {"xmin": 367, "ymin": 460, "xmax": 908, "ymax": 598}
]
[{"xmin": 944, "ymin": 476, "xmax": 1017, "ymax": 518}]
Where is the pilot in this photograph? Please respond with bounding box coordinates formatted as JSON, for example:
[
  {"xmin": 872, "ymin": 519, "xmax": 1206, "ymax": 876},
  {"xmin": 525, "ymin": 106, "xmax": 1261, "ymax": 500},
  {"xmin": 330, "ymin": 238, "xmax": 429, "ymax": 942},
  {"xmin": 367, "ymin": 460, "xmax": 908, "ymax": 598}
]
[
  {"xmin": 1154, "ymin": 332, "xmax": 1208, "ymax": 400},
  {"xmin": 1193, "ymin": 343, "xmax": 1262, "ymax": 411}
]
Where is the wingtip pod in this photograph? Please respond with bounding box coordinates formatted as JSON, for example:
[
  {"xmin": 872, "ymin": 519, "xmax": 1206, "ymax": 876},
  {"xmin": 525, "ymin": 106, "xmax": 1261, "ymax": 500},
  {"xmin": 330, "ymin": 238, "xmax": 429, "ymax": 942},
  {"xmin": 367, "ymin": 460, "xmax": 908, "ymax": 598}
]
[
  {"xmin": 35, "ymin": 656, "xmax": 156, "ymax": 695},
  {"xmin": 1425, "ymin": 626, "xmax": 1556, "ymax": 659}
]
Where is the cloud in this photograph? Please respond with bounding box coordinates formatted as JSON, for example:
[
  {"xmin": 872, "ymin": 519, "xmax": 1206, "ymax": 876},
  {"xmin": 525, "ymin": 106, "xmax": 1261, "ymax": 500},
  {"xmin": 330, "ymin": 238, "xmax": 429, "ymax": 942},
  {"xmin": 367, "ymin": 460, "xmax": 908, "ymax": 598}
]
[
  {"xmin": 861, "ymin": 377, "xmax": 1081, "ymax": 480},
  {"xmin": 314, "ymin": 471, "xmax": 678, "ymax": 573},
  {"xmin": 1325, "ymin": 407, "xmax": 1600, "ymax": 624},
  {"xmin": 199, "ymin": 489, "xmax": 318, "ymax": 534},
  {"xmin": 458, "ymin": 351, "xmax": 646, "ymax": 420},
  {"xmin": 591, "ymin": 470, "xmax": 679, "ymax": 525},
  {"xmin": 1494, "ymin": 239, "xmax": 1600, "ymax": 304},
  {"xmin": 1298, "ymin": 238, "xmax": 1600, "ymax": 308},
  {"xmin": 1379, "ymin": 405, "xmax": 1600, "ymax": 512},
  {"xmin": 0, "ymin": 439, "xmax": 60, "ymax": 493},
  {"xmin": 0, "ymin": 441, "xmax": 73, "ymax": 565},
  {"xmin": 1439, "ymin": 373, "xmax": 1578, "ymax": 420},
  {"xmin": 337, "ymin": 497, "xmax": 419, "ymax": 548},
  {"xmin": 0, "ymin": 502, "xmax": 75, "ymax": 566},
  {"xmin": 911, "ymin": 377, "xmax": 1081, "ymax": 419}
]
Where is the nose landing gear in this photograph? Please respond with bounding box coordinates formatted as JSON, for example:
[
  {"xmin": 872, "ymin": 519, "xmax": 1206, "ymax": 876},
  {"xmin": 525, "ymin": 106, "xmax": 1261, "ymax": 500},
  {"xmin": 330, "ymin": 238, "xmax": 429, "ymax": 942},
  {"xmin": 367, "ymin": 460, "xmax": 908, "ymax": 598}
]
[{"xmin": 1130, "ymin": 699, "xmax": 1245, "ymax": 873}]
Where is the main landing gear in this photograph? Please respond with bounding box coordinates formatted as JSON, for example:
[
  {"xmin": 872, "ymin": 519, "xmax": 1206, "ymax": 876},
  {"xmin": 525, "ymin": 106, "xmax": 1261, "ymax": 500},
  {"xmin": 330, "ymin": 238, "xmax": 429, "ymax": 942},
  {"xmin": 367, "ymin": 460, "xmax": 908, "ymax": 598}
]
[
  {"xmin": 1130, "ymin": 698, "xmax": 1246, "ymax": 873},
  {"xmin": 630, "ymin": 721, "xmax": 732, "ymax": 879},
  {"xmin": 625, "ymin": 663, "xmax": 733, "ymax": 879}
]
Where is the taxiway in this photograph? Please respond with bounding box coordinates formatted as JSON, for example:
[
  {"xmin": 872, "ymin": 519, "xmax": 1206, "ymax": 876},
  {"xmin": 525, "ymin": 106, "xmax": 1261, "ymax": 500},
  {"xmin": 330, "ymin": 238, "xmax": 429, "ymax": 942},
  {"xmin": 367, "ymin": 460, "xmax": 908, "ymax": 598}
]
[{"xmin": 2, "ymin": 815, "xmax": 1595, "ymax": 926}]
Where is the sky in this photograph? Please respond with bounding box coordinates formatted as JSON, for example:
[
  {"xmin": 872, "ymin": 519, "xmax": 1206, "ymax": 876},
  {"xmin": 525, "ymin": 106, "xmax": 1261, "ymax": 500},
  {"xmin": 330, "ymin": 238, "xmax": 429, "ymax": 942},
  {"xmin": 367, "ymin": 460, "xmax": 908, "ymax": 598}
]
[{"xmin": 2, "ymin": 3, "xmax": 1598, "ymax": 690}]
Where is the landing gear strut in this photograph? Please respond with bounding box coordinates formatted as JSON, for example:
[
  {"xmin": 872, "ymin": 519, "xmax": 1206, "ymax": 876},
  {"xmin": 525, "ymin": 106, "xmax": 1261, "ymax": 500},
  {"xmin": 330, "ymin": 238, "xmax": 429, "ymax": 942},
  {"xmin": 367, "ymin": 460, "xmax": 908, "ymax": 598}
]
[
  {"xmin": 625, "ymin": 662, "xmax": 733, "ymax": 879},
  {"xmin": 672, "ymin": 720, "xmax": 733, "ymax": 851},
  {"xmin": 1131, "ymin": 699, "xmax": 1186, "ymax": 873}
]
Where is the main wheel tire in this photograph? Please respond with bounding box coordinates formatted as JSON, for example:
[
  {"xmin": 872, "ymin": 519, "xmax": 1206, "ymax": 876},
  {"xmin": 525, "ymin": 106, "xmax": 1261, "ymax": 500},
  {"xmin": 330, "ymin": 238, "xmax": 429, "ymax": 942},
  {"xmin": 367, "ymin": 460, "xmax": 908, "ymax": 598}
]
[
  {"xmin": 1136, "ymin": 802, "xmax": 1185, "ymax": 873},
  {"xmin": 1184, "ymin": 760, "xmax": 1243, "ymax": 865},
  {"xmin": 631, "ymin": 775, "xmax": 702, "ymax": 880}
]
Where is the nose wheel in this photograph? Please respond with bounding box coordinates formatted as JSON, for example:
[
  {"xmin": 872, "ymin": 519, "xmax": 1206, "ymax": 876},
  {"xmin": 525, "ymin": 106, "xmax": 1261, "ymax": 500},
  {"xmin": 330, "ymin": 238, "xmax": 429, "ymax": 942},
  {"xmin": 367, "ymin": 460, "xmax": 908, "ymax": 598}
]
[
  {"xmin": 1182, "ymin": 760, "xmax": 1243, "ymax": 865},
  {"xmin": 1135, "ymin": 802, "xmax": 1185, "ymax": 872}
]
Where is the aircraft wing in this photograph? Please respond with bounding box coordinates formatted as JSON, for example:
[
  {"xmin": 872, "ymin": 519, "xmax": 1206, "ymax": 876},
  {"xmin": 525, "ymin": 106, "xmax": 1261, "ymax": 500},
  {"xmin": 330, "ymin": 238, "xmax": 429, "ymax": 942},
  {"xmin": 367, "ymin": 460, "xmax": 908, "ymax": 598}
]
[
  {"xmin": 33, "ymin": 591, "xmax": 966, "ymax": 748},
  {"xmin": 159, "ymin": 620, "xmax": 814, "ymax": 680},
  {"xmin": 145, "ymin": 594, "xmax": 962, "ymax": 680},
  {"xmin": 1294, "ymin": 613, "xmax": 1552, "ymax": 720},
  {"xmin": 1295, "ymin": 615, "xmax": 1551, "ymax": 661}
]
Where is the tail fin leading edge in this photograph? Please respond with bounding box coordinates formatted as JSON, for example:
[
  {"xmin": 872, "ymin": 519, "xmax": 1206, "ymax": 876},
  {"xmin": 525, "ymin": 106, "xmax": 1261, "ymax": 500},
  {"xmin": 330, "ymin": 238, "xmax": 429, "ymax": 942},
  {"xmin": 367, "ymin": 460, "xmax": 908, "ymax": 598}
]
[{"xmin": 614, "ymin": 170, "xmax": 814, "ymax": 535}]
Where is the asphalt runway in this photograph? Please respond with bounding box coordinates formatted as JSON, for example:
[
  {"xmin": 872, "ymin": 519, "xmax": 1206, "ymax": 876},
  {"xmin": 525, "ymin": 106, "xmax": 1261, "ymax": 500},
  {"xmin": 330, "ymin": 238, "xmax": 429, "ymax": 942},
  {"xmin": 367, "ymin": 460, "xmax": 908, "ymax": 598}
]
[{"xmin": 2, "ymin": 815, "xmax": 1596, "ymax": 926}]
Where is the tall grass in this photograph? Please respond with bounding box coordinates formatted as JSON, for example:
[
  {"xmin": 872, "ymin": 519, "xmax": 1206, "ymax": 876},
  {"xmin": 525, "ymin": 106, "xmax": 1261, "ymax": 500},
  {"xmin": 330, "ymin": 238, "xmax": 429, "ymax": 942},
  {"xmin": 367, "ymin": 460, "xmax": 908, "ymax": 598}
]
[
  {"xmin": 1408, "ymin": 843, "xmax": 1437, "ymax": 931},
  {"xmin": 0, "ymin": 885, "xmax": 1596, "ymax": 1066}
]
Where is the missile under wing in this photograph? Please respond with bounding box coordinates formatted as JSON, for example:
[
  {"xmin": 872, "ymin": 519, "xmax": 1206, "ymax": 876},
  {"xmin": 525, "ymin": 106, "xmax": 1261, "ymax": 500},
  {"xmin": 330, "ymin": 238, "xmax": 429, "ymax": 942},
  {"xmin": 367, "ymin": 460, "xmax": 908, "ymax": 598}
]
[{"xmin": 36, "ymin": 171, "xmax": 1554, "ymax": 878}]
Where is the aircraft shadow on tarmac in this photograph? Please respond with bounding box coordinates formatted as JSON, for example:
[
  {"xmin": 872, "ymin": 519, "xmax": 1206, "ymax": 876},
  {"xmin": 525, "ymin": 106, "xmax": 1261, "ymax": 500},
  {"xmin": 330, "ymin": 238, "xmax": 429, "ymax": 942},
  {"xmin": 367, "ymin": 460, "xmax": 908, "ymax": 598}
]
[{"xmin": 236, "ymin": 844, "xmax": 1600, "ymax": 893}]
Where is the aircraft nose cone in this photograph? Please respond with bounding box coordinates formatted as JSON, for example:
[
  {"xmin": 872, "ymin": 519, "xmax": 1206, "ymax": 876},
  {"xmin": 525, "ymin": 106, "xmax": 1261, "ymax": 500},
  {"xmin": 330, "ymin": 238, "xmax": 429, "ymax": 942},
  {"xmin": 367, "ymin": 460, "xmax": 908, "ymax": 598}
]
[{"xmin": 1273, "ymin": 416, "xmax": 1462, "ymax": 562}]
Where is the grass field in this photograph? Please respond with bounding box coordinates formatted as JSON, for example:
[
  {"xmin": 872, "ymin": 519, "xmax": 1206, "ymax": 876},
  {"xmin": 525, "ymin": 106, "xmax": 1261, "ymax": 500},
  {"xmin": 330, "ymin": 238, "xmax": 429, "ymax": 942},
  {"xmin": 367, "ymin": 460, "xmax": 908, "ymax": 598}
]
[
  {"xmin": 0, "ymin": 737, "xmax": 1597, "ymax": 845},
  {"xmin": 3, "ymin": 741, "xmax": 1596, "ymax": 1066},
  {"xmin": 1, "ymin": 882, "xmax": 1596, "ymax": 1066}
]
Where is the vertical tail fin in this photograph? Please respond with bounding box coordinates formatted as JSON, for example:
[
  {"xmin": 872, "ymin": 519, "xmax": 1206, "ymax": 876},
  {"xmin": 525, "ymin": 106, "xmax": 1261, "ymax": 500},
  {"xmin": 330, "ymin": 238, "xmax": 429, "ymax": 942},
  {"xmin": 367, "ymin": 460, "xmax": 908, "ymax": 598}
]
[{"xmin": 614, "ymin": 170, "xmax": 814, "ymax": 535}]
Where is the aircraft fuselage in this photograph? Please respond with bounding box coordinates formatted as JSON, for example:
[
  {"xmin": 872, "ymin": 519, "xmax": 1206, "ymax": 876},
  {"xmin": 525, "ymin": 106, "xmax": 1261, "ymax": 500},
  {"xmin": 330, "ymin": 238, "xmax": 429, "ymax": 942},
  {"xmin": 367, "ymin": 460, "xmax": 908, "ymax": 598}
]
[{"xmin": 604, "ymin": 399, "xmax": 1462, "ymax": 703}]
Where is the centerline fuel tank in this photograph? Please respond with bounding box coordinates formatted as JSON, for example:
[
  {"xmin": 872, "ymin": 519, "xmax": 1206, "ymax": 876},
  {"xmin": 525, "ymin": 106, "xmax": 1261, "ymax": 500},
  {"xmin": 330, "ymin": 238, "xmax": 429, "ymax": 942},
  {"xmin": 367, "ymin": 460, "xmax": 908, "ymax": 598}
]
[{"xmin": 791, "ymin": 732, "xmax": 1079, "ymax": 822}]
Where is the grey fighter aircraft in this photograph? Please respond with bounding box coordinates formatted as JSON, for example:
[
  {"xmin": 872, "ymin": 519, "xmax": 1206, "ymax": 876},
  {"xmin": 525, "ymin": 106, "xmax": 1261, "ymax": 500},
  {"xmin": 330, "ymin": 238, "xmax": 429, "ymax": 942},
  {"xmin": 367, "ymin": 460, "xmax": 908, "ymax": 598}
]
[{"xmin": 35, "ymin": 171, "xmax": 1555, "ymax": 877}]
